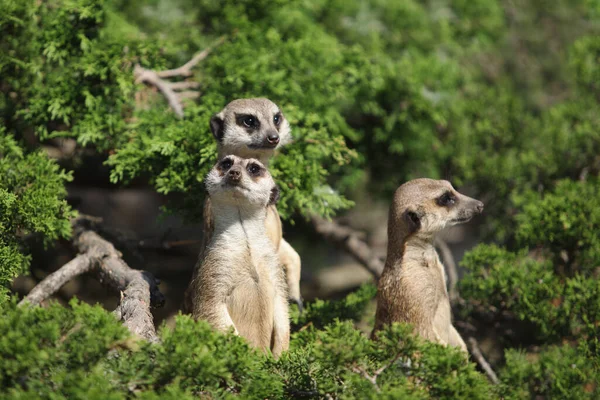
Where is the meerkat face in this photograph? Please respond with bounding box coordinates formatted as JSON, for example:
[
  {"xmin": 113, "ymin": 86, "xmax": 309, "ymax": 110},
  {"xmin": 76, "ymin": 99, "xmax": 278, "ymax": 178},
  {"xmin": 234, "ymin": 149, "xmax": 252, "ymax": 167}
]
[
  {"xmin": 210, "ymin": 98, "xmax": 292, "ymax": 160},
  {"xmin": 394, "ymin": 179, "xmax": 484, "ymax": 238},
  {"xmin": 205, "ymin": 155, "xmax": 280, "ymax": 208}
]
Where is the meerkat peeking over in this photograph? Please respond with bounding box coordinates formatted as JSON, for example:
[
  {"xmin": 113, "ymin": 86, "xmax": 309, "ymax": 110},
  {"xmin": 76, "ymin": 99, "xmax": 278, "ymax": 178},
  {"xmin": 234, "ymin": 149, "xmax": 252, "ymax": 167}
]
[
  {"xmin": 210, "ymin": 98, "xmax": 292, "ymax": 164},
  {"xmin": 372, "ymin": 179, "xmax": 484, "ymax": 352},
  {"xmin": 183, "ymin": 98, "xmax": 303, "ymax": 314},
  {"xmin": 189, "ymin": 155, "xmax": 290, "ymax": 357}
]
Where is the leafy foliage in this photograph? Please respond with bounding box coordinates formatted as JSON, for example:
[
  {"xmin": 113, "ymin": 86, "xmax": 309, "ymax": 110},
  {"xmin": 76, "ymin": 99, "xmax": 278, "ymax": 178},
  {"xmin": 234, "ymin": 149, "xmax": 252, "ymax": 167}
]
[
  {"xmin": 0, "ymin": 132, "xmax": 74, "ymax": 295},
  {"xmin": 290, "ymin": 282, "xmax": 376, "ymax": 330},
  {"xmin": 0, "ymin": 290, "xmax": 495, "ymax": 399},
  {"xmin": 516, "ymin": 179, "xmax": 600, "ymax": 270},
  {"xmin": 460, "ymin": 179, "xmax": 600, "ymax": 397},
  {"xmin": 499, "ymin": 344, "xmax": 600, "ymax": 400}
]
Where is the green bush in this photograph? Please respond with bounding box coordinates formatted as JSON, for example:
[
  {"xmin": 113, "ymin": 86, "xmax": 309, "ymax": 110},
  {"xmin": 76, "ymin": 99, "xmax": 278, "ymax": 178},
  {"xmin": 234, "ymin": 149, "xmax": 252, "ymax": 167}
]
[
  {"xmin": 1, "ymin": 290, "xmax": 495, "ymax": 399},
  {"xmin": 0, "ymin": 133, "xmax": 74, "ymax": 295},
  {"xmin": 460, "ymin": 179, "xmax": 600, "ymax": 397}
]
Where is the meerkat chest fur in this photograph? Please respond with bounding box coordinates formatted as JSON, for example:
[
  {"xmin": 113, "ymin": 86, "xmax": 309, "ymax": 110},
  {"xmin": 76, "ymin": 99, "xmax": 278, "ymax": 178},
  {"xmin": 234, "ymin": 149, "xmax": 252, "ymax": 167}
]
[
  {"xmin": 210, "ymin": 206, "xmax": 279, "ymax": 281},
  {"xmin": 204, "ymin": 203, "xmax": 284, "ymax": 344},
  {"xmin": 401, "ymin": 239, "xmax": 447, "ymax": 294}
]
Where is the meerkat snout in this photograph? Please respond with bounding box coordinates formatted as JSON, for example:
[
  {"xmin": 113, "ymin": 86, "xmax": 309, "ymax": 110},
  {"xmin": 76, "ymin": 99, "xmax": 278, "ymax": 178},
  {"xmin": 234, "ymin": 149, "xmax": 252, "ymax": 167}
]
[
  {"xmin": 266, "ymin": 130, "xmax": 280, "ymax": 146},
  {"xmin": 210, "ymin": 98, "xmax": 291, "ymax": 162},
  {"xmin": 226, "ymin": 166, "xmax": 242, "ymax": 184}
]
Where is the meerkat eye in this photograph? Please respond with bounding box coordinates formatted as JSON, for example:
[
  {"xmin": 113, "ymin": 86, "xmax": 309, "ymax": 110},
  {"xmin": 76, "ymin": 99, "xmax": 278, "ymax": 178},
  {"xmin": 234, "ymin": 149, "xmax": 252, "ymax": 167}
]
[
  {"xmin": 437, "ymin": 191, "xmax": 456, "ymax": 207},
  {"xmin": 273, "ymin": 113, "xmax": 281, "ymax": 126},
  {"xmin": 247, "ymin": 163, "xmax": 262, "ymax": 176},
  {"xmin": 242, "ymin": 116, "xmax": 257, "ymax": 128},
  {"xmin": 220, "ymin": 158, "xmax": 233, "ymax": 170}
]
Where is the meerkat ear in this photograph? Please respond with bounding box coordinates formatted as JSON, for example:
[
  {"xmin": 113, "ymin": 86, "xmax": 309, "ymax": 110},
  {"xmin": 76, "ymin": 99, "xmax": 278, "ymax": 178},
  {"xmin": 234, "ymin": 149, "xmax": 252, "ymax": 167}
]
[
  {"xmin": 403, "ymin": 210, "xmax": 421, "ymax": 234},
  {"xmin": 268, "ymin": 185, "xmax": 280, "ymax": 206},
  {"xmin": 210, "ymin": 113, "xmax": 225, "ymax": 141}
]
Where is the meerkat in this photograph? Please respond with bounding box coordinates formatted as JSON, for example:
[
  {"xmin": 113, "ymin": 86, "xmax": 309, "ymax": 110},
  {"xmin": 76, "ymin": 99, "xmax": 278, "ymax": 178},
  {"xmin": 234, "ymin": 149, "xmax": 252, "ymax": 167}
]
[
  {"xmin": 183, "ymin": 98, "xmax": 303, "ymax": 313},
  {"xmin": 189, "ymin": 155, "xmax": 289, "ymax": 357},
  {"xmin": 372, "ymin": 179, "xmax": 484, "ymax": 352}
]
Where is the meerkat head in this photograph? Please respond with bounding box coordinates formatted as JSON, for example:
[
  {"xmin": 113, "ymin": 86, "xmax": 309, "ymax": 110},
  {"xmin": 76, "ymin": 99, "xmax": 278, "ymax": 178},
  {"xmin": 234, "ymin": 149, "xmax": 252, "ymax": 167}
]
[
  {"xmin": 390, "ymin": 179, "xmax": 484, "ymax": 240},
  {"xmin": 205, "ymin": 155, "xmax": 280, "ymax": 209},
  {"xmin": 210, "ymin": 98, "xmax": 292, "ymax": 163}
]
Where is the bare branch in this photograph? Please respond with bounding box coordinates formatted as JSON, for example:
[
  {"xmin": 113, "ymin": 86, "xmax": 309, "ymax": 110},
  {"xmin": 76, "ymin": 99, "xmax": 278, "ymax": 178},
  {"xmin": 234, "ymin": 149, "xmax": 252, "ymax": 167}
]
[
  {"xmin": 311, "ymin": 216, "xmax": 384, "ymax": 279},
  {"xmin": 133, "ymin": 36, "xmax": 226, "ymax": 118},
  {"xmin": 157, "ymin": 36, "xmax": 226, "ymax": 78},
  {"xmin": 351, "ymin": 365, "xmax": 380, "ymax": 392},
  {"xmin": 167, "ymin": 81, "xmax": 201, "ymax": 90},
  {"xmin": 134, "ymin": 65, "xmax": 185, "ymax": 118},
  {"xmin": 467, "ymin": 337, "xmax": 500, "ymax": 384},
  {"xmin": 20, "ymin": 215, "xmax": 165, "ymax": 342},
  {"xmin": 177, "ymin": 91, "xmax": 201, "ymax": 100},
  {"xmin": 19, "ymin": 254, "xmax": 93, "ymax": 306},
  {"xmin": 435, "ymin": 238, "xmax": 459, "ymax": 303}
]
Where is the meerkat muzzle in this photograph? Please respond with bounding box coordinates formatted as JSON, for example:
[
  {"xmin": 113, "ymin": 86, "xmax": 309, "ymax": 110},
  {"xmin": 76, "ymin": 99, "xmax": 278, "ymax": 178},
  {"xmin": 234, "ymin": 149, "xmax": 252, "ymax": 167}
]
[
  {"xmin": 266, "ymin": 131, "xmax": 280, "ymax": 147},
  {"xmin": 226, "ymin": 168, "xmax": 242, "ymax": 184},
  {"xmin": 475, "ymin": 201, "xmax": 484, "ymax": 213}
]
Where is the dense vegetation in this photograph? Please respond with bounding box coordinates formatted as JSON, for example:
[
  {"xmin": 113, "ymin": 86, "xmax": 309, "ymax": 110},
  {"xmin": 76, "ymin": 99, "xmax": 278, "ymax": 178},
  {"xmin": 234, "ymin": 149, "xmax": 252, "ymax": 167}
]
[{"xmin": 1, "ymin": 0, "xmax": 598, "ymax": 398}]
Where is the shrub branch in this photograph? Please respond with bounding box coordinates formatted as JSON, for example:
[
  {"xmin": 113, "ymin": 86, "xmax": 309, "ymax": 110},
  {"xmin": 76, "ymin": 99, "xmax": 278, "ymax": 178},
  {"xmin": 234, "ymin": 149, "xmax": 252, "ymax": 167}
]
[
  {"xmin": 311, "ymin": 216, "xmax": 385, "ymax": 278},
  {"xmin": 20, "ymin": 215, "xmax": 165, "ymax": 342},
  {"xmin": 19, "ymin": 254, "xmax": 94, "ymax": 305},
  {"xmin": 467, "ymin": 337, "xmax": 500, "ymax": 384},
  {"xmin": 434, "ymin": 238, "xmax": 459, "ymax": 303},
  {"xmin": 133, "ymin": 36, "xmax": 226, "ymax": 118}
]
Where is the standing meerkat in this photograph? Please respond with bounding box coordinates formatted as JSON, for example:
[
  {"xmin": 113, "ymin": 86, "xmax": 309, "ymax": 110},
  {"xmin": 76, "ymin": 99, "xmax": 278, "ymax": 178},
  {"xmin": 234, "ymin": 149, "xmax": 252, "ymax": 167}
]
[
  {"xmin": 190, "ymin": 155, "xmax": 289, "ymax": 357},
  {"xmin": 372, "ymin": 179, "xmax": 483, "ymax": 352},
  {"xmin": 183, "ymin": 98, "xmax": 303, "ymax": 313}
]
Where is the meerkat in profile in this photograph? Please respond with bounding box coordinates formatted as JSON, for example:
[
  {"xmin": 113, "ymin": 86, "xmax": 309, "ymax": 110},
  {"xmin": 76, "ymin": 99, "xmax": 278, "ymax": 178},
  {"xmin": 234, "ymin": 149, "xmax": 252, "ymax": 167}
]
[
  {"xmin": 189, "ymin": 155, "xmax": 289, "ymax": 357},
  {"xmin": 372, "ymin": 179, "xmax": 484, "ymax": 352},
  {"xmin": 184, "ymin": 98, "xmax": 302, "ymax": 312}
]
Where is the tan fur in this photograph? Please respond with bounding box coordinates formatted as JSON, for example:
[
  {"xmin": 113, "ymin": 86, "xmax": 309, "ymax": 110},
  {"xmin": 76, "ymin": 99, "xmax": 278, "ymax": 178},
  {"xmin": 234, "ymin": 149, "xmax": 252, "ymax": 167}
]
[
  {"xmin": 184, "ymin": 98, "xmax": 302, "ymax": 313},
  {"xmin": 189, "ymin": 156, "xmax": 289, "ymax": 357},
  {"xmin": 372, "ymin": 179, "xmax": 484, "ymax": 352}
]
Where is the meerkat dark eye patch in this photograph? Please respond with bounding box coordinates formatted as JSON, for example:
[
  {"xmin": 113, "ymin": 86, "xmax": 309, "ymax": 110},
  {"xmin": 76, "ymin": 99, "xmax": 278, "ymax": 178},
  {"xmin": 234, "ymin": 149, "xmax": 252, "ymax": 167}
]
[
  {"xmin": 247, "ymin": 162, "xmax": 263, "ymax": 176},
  {"xmin": 437, "ymin": 191, "xmax": 456, "ymax": 207},
  {"xmin": 236, "ymin": 114, "xmax": 259, "ymax": 129},
  {"xmin": 219, "ymin": 158, "xmax": 234, "ymax": 170},
  {"xmin": 273, "ymin": 112, "xmax": 282, "ymax": 126}
]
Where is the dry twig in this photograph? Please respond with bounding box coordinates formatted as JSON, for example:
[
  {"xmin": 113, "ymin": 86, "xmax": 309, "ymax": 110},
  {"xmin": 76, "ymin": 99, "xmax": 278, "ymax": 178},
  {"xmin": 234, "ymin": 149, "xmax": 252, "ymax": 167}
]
[
  {"xmin": 311, "ymin": 216, "xmax": 384, "ymax": 279},
  {"xmin": 350, "ymin": 351, "xmax": 404, "ymax": 394},
  {"xmin": 20, "ymin": 215, "xmax": 165, "ymax": 342},
  {"xmin": 434, "ymin": 237, "xmax": 460, "ymax": 303},
  {"xmin": 133, "ymin": 36, "xmax": 226, "ymax": 118},
  {"xmin": 351, "ymin": 366, "xmax": 380, "ymax": 392},
  {"xmin": 467, "ymin": 337, "xmax": 500, "ymax": 384}
]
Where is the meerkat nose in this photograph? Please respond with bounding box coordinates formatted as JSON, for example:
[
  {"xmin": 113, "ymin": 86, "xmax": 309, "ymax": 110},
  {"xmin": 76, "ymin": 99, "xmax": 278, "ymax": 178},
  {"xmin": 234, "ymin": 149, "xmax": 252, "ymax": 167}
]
[
  {"xmin": 227, "ymin": 168, "xmax": 241, "ymax": 183},
  {"xmin": 266, "ymin": 131, "xmax": 280, "ymax": 145},
  {"xmin": 475, "ymin": 201, "xmax": 484, "ymax": 213}
]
